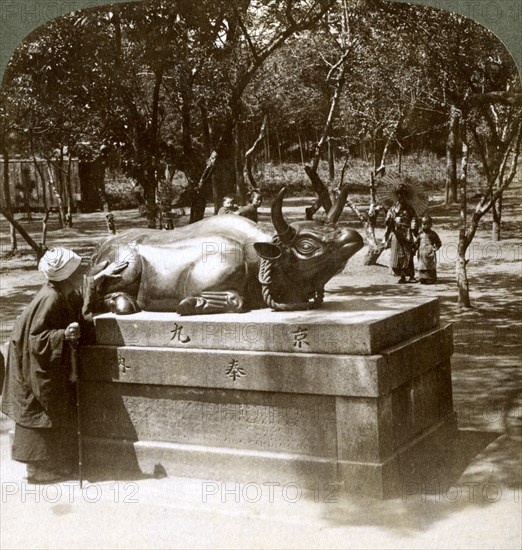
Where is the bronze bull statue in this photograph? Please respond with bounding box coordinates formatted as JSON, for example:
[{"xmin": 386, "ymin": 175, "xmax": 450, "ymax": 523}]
[{"xmin": 89, "ymin": 187, "xmax": 364, "ymax": 315}]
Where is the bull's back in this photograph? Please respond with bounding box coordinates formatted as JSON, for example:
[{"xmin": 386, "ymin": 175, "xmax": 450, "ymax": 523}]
[
  {"xmin": 92, "ymin": 216, "xmax": 270, "ymax": 255},
  {"xmin": 90, "ymin": 215, "xmax": 273, "ymax": 310}
]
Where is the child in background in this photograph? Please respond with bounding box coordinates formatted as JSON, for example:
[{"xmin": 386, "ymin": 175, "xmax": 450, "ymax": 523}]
[
  {"xmin": 217, "ymin": 196, "xmax": 238, "ymax": 215},
  {"xmin": 415, "ymin": 215, "xmax": 442, "ymax": 284}
]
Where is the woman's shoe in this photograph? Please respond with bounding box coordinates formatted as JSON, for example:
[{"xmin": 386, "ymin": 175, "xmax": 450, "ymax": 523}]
[{"xmin": 26, "ymin": 464, "xmax": 61, "ymax": 484}]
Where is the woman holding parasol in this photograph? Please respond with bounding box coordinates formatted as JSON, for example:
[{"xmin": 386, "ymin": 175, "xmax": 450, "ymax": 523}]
[{"xmin": 378, "ymin": 176, "xmax": 428, "ymax": 284}]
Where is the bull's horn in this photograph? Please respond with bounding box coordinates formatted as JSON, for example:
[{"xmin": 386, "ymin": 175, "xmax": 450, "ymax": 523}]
[
  {"xmin": 271, "ymin": 187, "xmax": 295, "ymax": 242},
  {"xmin": 327, "ymin": 186, "xmax": 350, "ymax": 223}
]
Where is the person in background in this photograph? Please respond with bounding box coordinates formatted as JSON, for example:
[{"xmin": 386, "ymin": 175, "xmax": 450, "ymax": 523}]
[
  {"xmin": 238, "ymin": 191, "xmax": 262, "ymax": 223},
  {"xmin": 1, "ymin": 247, "xmax": 127, "ymax": 483},
  {"xmin": 415, "ymin": 215, "xmax": 442, "ymax": 284},
  {"xmin": 217, "ymin": 196, "xmax": 238, "ymax": 215},
  {"xmin": 383, "ymin": 184, "xmax": 418, "ymax": 284}
]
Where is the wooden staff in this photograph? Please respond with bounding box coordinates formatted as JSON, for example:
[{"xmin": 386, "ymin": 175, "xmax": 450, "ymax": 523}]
[{"xmin": 68, "ymin": 331, "xmax": 83, "ymax": 489}]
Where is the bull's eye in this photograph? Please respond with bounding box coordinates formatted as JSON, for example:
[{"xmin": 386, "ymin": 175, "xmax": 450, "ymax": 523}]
[{"xmin": 296, "ymin": 239, "xmax": 320, "ymax": 255}]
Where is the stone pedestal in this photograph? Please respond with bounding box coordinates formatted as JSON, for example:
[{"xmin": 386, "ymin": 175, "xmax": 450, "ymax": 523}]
[{"xmin": 81, "ymin": 296, "xmax": 456, "ymax": 498}]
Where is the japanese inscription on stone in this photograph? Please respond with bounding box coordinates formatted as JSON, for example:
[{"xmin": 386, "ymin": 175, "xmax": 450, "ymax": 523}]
[
  {"xmin": 291, "ymin": 326, "xmax": 310, "ymax": 350},
  {"xmin": 225, "ymin": 359, "xmax": 245, "ymax": 381},
  {"xmin": 170, "ymin": 322, "xmax": 191, "ymax": 344}
]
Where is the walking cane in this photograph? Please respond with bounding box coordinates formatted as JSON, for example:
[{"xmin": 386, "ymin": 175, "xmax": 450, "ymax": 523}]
[{"xmin": 68, "ymin": 330, "xmax": 83, "ymax": 489}]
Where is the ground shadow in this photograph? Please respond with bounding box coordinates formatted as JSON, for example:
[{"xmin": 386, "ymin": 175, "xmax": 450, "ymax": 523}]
[{"xmin": 321, "ymin": 430, "xmax": 518, "ymax": 536}]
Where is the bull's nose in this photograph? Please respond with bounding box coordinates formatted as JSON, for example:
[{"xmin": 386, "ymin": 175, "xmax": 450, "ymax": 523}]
[{"xmin": 341, "ymin": 229, "xmax": 364, "ymax": 256}]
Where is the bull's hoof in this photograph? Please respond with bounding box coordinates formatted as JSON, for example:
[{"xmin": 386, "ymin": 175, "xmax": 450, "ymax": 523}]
[
  {"xmin": 176, "ymin": 297, "xmax": 205, "ymax": 316},
  {"xmin": 104, "ymin": 292, "xmax": 140, "ymax": 315},
  {"xmin": 177, "ymin": 292, "xmax": 244, "ymax": 316}
]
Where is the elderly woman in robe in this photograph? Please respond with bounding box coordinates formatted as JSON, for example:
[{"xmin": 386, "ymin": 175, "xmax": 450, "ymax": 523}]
[{"xmin": 1, "ymin": 247, "xmax": 126, "ymax": 483}]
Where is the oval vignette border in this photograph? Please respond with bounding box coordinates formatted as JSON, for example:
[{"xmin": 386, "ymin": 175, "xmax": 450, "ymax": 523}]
[{"xmin": 0, "ymin": 0, "xmax": 521, "ymax": 84}]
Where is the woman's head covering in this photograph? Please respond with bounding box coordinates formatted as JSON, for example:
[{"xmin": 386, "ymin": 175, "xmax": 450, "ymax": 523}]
[{"xmin": 38, "ymin": 247, "xmax": 82, "ymax": 282}]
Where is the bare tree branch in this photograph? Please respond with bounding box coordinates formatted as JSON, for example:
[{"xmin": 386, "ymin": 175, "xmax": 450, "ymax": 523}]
[
  {"xmin": 326, "ymin": 47, "xmax": 351, "ymax": 82},
  {"xmin": 245, "ymin": 114, "xmax": 268, "ymax": 191},
  {"xmin": 234, "ymin": 7, "xmax": 259, "ymax": 63}
]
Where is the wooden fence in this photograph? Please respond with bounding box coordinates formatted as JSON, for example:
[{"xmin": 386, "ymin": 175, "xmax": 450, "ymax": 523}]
[{"xmin": 0, "ymin": 157, "xmax": 80, "ymax": 211}]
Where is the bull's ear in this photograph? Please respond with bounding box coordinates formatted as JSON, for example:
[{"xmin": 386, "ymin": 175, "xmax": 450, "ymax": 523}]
[{"xmin": 254, "ymin": 242, "xmax": 282, "ymax": 260}]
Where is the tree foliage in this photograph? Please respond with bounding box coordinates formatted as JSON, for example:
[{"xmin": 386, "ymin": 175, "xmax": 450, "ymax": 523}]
[{"xmin": 1, "ymin": 0, "xmax": 520, "ymax": 304}]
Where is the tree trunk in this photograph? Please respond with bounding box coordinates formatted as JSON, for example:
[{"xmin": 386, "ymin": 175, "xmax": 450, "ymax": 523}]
[
  {"xmin": 304, "ymin": 165, "xmax": 332, "ymax": 218},
  {"xmin": 456, "ymin": 248, "xmax": 471, "ymax": 308},
  {"xmin": 190, "ymin": 191, "xmax": 208, "ymax": 223},
  {"xmin": 58, "ymin": 147, "xmax": 71, "ymax": 226},
  {"xmin": 492, "ymin": 197, "xmax": 502, "ymax": 241},
  {"xmin": 29, "ymin": 134, "xmax": 48, "ymax": 214},
  {"xmin": 457, "ymin": 126, "xmax": 471, "ymax": 308},
  {"xmin": 372, "ymin": 128, "xmax": 385, "ymax": 174},
  {"xmin": 9, "ymin": 222, "xmax": 18, "ymax": 253},
  {"xmin": 344, "ymin": 196, "xmax": 384, "ymax": 266},
  {"xmin": 190, "ymin": 150, "xmax": 218, "ymax": 223},
  {"xmin": 363, "ymin": 175, "xmax": 385, "ymax": 265},
  {"xmin": 143, "ymin": 66, "xmax": 165, "ymax": 228},
  {"xmin": 328, "ymin": 138, "xmax": 335, "ymax": 182},
  {"xmin": 2, "ymin": 145, "xmax": 18, "ymax": 252},
  {"xmin": 209, "ymin": 125, "xmax": 236, "ymax": 213},
  {"xmin": 297, "ymin": 130, "xmax": 305, "ymax": 164},
  {"xmin": 41, "ymin": 209, "xmax": 49, "ymax": 248},
  {"xmin": 47, "ymin": 162, "xmax": 65, "ymax": 228},
  {"xmin": 95, "ymin": 162, "xmax": 109, "ymax": 213},
  {"xmin": 446, "ymin": 106, "xmax": 460, "ymax": 205},
  {"xmin": 19, "ymin": 161, "xmax": 32, "ymax": 222},
  {"xmin": 143, "ymin": 177, "xmax": 157, "ymax": 229},
  {"xmin": 190, "ymin": 113, "xmax": 237, "ymax": 223},
  {"xmin": 158, "ymin": 165, "xmax": 173, "ymax": 230},
  {"xmin": 311, "ymin": 63, "xmax": 346, "ymax": 174},
  {"xmin": 211, "ymin": 173, "xmax": 220, "ymax": 215},
  {"xmin": 0, "ymin": 205, "xmax": 44, "ymax": 260},
  {"xmin": 200, "ymin": 103, "xmax": 211, "ymax": 157},
  {"xmin": 276, "ymin": 128, "xmax": 283, "ymax": 165},
  {"xmin": 235, "ymin": 124, "xmax": 248, "ymax": 204},
  {"xmin": 64, "ymin": 150, "xmax": 73, "ymax": 228},
  {"xmin": 364, "ymin": 240, "xmax": 386, "ymax": 265},
  {"xmin": 265, "ymin": 119, "xmax": 271, "ymax": 163}
]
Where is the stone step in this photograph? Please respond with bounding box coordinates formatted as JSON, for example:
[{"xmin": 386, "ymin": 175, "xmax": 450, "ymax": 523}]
[
  {"xmin": 93, "ymin": 297, "xmax": 439, "ymax": 355},
  {"xmin": 81, "ymin": 325, "xmax": 452, "ymax": 398},
  {"xmin": 82, "ymin": 415, "xmax": 458, "ymax": 500}
]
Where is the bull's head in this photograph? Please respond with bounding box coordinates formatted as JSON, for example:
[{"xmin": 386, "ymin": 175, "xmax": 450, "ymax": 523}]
[{"xmin": 254, "ymin": 187, "xmax": 364, "ymax": 306}]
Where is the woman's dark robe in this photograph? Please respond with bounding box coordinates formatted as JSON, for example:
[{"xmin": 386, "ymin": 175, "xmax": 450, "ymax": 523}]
[{"xmin": 1, "ymin": 278, "xmax": 97, "ymax": 464}]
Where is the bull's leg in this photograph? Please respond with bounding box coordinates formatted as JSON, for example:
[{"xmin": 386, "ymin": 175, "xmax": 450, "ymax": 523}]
[
  {"xmin": 103, "ymin": 292, "xmax": 140, "ymax": 315},
  {"xmin": 176, "ymin": 291, "xmax": 245, "ymax": 316}
]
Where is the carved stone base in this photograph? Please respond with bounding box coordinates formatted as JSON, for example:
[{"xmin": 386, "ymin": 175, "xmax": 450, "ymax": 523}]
[{"xmin": 81, "ymin": 297, "xmax": 457, "ymax": 498}]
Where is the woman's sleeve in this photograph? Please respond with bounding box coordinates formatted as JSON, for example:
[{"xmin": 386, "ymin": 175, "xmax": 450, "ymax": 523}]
[
  {"xmin": 27, "ymin": 295, "xmax": 68, "ymax": 407},
  {"xmin": 81, "ymin": 276, "xmax": 98, "ymax": 323},
  {"xmin": 79, "ymin": 276, "xmax": 101, "ymax": 343},
  {"xmin": 29, "ymin": 295, "xmax": 66, "ymax": 369}
]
